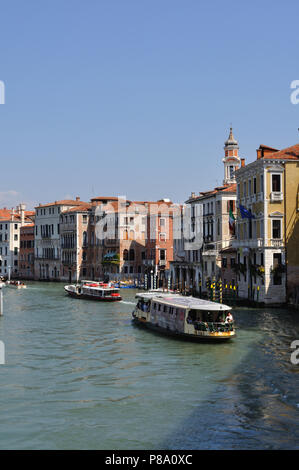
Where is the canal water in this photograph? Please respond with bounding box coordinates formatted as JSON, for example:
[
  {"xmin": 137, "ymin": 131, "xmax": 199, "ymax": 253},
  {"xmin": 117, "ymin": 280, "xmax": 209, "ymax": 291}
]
[{"xmin": 0, "ymin": 283, "xmax": 298, "ymax": 450}]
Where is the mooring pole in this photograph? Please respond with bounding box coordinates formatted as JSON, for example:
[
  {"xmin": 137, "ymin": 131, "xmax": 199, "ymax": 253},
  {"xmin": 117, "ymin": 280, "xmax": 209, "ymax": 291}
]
[{"xmin": 0, "ymin": 287, "xmax": 3, "ymax": 316}]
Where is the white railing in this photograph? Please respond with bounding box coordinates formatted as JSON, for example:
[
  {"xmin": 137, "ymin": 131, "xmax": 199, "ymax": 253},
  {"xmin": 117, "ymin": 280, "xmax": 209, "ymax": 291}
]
[
  {"xmin": 270, "ymin": 192, "xmax": 283, "ymax": 202},
  {"xmin": 232, "ymin": 238, "xmax": 284, "ymax": 249}
]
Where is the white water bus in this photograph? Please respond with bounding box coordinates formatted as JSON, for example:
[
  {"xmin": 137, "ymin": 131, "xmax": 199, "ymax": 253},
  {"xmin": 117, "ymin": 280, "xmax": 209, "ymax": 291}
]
[
  {"xmin": 132, "ymin": 292, "xmax": 235, "ymax": 341},
  {"xmin": 64, "ymin": 280, "xmax": 122, "ymax": 302}
]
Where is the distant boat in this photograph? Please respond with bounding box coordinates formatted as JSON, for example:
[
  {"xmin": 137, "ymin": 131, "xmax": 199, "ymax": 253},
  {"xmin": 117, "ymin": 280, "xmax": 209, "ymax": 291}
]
[
  {"xmin": 132, "ymin": 292, "xmax": 236, "ymax": 341},
  {"xmin": 6, "ymin": 280, "xmax": 27, "ymax": 289},
  {"xmin": 64, "ymin": 280, "xmax": 122, "ymax": 301}
]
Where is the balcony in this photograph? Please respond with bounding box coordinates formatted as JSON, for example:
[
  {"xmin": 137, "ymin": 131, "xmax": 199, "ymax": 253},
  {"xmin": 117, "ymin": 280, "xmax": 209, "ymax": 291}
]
[
  {"xmin": 232, "ymin": 238, "xmax": 284, "ymax": 249},
  {"xmin": 270, "ymin": 192, "xmax": 283, "ymax": 202},
  {"xmin": 159, "ymin": 260, "xmax": 166, "ymax": 267},
  {"xmin": 270, "ymin": 238, "xmax": 283, "ymax": 248}
]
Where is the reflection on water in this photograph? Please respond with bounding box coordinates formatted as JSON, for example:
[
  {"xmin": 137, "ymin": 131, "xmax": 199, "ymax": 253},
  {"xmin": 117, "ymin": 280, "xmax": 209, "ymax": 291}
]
[{"xmin": 0, "ymin": 284, "xmax": 298, "ymax": 449}]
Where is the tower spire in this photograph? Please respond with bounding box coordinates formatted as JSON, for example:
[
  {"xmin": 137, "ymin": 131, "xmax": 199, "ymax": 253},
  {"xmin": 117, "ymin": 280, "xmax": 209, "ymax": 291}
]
[{"xmin": 222, "ymin": 127, "xmax": 240, "ymax": 184}]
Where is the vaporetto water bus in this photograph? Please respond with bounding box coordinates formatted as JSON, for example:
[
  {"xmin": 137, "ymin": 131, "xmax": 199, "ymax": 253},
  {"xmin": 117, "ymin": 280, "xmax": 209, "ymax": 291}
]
[
  {"xmin": 132, "ymin": 292, "xmax": 235, "ymax": 341},
  {"xmin": 64, "ymin": 280, "xmax": 122, "ymax": 301}
]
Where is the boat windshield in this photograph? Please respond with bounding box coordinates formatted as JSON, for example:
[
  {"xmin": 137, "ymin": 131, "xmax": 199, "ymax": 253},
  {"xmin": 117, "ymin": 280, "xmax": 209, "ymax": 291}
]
[
  {"xmin": 186, "ymin": 309, "xmax": 234, "ymax": 324},
  {"xmin": 136, "ymin": 298, "xmax": 150, "ymax": 312}
]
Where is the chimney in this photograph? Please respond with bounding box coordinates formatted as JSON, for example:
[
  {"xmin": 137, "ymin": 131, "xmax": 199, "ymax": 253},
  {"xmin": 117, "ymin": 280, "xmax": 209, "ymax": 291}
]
[
  {"xmin": 241, "ymin": 158, "xmax": 245, "ymax": 168},
  {"xmin": 257, "ymin": 149, "xmax": 262, "ymax": 159},
  {"xmin": 19, "ymin": 203, "xmax": 26, "ymax": 225},
  {"xmin": 191, "ymin": 192, "xmax": 196, "ymax": 199},
  {"xmin": 76, "ymin": 196, "xmax": 80, "ymax": 202}
]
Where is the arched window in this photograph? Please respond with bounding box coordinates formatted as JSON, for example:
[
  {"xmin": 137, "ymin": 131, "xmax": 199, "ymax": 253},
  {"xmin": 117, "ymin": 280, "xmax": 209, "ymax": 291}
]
[
  {"xmin": 129, "ymin": 249, "xmax": 135, "ymax": 261},
  {"xmin": 83, "ymin": 231, "xmax": 87, "ymax": 247},
  {"xmin": 123, "ymin": 230, "xmax": 128, "ymax": 240},
  {"xmin": 123, "ymin": 249, "xmax": 129, "ymax": 261},
  {"xmin": 129, "ymin": 230, "xmax": 134, "ymax": 240}
]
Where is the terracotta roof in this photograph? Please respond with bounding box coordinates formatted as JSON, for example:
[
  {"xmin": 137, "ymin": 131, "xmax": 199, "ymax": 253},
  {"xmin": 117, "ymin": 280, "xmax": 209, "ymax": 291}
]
[
  {"xmin": 91, "ymin": 196, "xmax": 122, "ymax": 203},
  {"xmin": 186, "ymin": 184, "xmax": 236, "ymax": 202},
  {"xmin": 35, "ymin": 199, "xmax": 87, "ymax": 208},
  {"xmin": 262, "ymin": 143, "xmax": 299, "ymax": 161},
  {"xmin": 61, "ymin": 204, "xmax": 92, "ymax": 214},
  {"xmin": 259, "ymin": 145, "xmax": 279, "ymax": 152},
  {"xmin": 0, "ymin": 209, "xmax": 13, "ymax": 220}
]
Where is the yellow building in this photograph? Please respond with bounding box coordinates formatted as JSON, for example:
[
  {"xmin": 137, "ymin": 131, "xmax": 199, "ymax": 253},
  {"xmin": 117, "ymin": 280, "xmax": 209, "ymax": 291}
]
[{"xmin": 234, "ymin": 143, "xmax": 299, "ymax": 305}]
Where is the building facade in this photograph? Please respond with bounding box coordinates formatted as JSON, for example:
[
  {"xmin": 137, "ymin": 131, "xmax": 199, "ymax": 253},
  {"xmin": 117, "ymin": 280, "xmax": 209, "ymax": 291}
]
[
  {"xmin": 234, "ymin": 143, "xmax": 299, "ymax": 305},
  {"xmin": 34, "ymin": 198, "xmax": 87, "ymax": 280},
  {"xmin": 19, "ymin": 224, "xmax": 35, "ymax": 279},
  {"xmin": 170, "ymin": 128, "xmax": 239, "ymax": 294},
  {"xmin": 0, "ymin": 205, "xmax": 34, "ymax": 279}
]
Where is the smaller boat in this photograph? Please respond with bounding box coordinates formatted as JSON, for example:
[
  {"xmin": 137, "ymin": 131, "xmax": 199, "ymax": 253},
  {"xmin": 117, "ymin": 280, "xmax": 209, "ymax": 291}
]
[
  {"xmin": 6, "ymin": 280, "xmax": 27, "ymax": 289},
  {"xmin": 64, "ymin": 280, "xmax": 122, "ymax": 301}
]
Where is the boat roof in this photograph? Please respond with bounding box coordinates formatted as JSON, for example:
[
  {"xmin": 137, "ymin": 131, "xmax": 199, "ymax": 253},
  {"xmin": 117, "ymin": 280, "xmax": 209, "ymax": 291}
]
[
  {"xmin": 136, "ymin": 292, "xmax": 231, "ymax": 311},
  {"xmin": 66, "ymin": 283, "xmax": 119, "ymax": 291}
]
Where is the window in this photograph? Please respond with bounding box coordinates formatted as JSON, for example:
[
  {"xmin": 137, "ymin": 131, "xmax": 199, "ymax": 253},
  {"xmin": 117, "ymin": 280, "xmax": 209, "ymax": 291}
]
[
  {"xmin": 273, "ymin": 254, "xmax": 282, "ymax": 285},
  {"xmin": 272, "ymin": 174, "xmax": 281, "ymax": 192},
  {"xmin": 272, "ymin": 220, "xmax": 281, "ymax": 239},
  {"xmin": 159, "ymin": 233, "xmax": 166, "ymax": 242},
  {"xmin": 160, "ymin": 249, "xmax": 166, "ymax": 261},
  {"xmin": 222, "ymin": 258, "xmax": 227, "ymax": 268},
  {"xmin": 159, "ymin": 218, "xmax": 165, "ymax": 227},
  {"xmin": 273, "ymin": 253, "xmax": 282, "ymax": 267},
  {"xmin": 129, "ymin": 230, "xmax": 134, "ymax": 240},
  {"xmin": 123, "ymin": 249, "xmax": 128, "ymax": 261},
  {"xmin": 253, "ymin": 177, "xmax": 257, "ymax": 194},
  {"xmin": 260, "ymin": 174, "xmax": 264, "ymax": 193},
  {"xmin": 129, "ymin": 249, "xmax": 135, "ymax": 261},
  {"xmin": 83, "ymin": 231, "xmax": 87, "ymax": 246}
]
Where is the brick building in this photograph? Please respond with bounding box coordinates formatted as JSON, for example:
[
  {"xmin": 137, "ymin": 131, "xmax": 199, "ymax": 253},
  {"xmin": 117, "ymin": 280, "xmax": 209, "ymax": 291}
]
[{"xmin": 19, "ymin": 224, "xmax": 35, "ymax": 279}]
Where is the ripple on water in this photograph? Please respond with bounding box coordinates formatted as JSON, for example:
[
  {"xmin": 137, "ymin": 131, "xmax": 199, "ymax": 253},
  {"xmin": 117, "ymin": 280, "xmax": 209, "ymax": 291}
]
[{"xmin": 0, "ymin": 285, "xmax": 298, "ymax": 449}]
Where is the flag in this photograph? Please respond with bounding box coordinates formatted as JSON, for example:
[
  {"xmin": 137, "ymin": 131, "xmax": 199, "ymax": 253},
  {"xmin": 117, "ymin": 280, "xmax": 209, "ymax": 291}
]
[
  {"xmin": 229, "ymin": 208, "xmax": 235, "ymax": 232},
  {"xmin": 239, "ymin": 204, "xmax": 255, "ymax": 219}
]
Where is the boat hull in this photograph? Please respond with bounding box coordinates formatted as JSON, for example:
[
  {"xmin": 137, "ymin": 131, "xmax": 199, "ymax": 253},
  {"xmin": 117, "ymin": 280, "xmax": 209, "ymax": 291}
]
[
  {"xmin": 65, "ymin": 288, "xmax": 122, "ymax": 301},
  {"xmin": 132, "ymin": 317, "xmax": 235, "ymax": 342}
]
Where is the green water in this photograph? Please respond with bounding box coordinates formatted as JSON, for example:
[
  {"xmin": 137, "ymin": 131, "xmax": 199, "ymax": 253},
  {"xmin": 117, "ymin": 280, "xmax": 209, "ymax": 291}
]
[{"xmin": 0, "ymin": 283, "xmax": 298, "ymax": 449}]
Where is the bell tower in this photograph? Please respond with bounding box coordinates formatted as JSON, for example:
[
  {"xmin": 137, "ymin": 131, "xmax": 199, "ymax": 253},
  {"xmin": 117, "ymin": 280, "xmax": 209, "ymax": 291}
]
[{"xmin": 222, "ymin": 127, "xmax": 240, "ymax": 184}]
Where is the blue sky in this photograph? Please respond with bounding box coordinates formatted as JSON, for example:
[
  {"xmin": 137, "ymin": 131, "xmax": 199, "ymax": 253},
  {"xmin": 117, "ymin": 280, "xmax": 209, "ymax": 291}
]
[{"xmin": 0, "ymin": 0, "xmax": 299, "ymax": 209}]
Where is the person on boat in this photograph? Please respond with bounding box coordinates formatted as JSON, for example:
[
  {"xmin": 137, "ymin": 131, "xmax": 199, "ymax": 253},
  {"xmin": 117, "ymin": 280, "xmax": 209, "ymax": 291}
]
[{"xmin": 225, "ymin": 312, "xmax": 233, "ymax": 323}]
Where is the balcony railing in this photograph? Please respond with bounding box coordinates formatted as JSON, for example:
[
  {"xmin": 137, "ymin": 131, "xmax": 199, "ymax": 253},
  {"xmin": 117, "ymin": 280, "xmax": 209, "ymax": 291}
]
[
  {"xmin": 232, "ymin": 238, "xmax": 284, "ymax": 249},
  {"xmin": 270, "ymin": 192, "xmax": 283, "ymax": 202}
]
